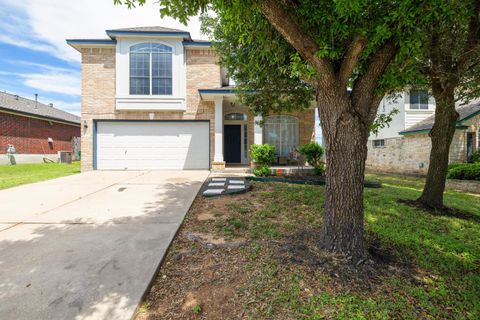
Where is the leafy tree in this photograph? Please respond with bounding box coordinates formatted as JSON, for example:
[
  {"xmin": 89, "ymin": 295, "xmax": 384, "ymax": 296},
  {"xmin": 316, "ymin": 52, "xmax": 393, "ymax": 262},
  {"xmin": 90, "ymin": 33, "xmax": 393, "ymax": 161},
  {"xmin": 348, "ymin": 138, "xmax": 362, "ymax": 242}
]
[
  {"xmin": 115, "ymin": 0, "xmax": 426, "ymax": 261},
  {"xmin": 416, "ymin": 1, "xmax": 480, "ymax": 209}
]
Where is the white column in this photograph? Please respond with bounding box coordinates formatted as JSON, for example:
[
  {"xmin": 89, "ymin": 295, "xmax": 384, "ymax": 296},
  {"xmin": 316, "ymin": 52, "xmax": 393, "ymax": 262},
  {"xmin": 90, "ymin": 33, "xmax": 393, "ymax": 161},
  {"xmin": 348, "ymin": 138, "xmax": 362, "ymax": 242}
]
[
  {"xmin": 214, "ymin": 96, "xmax": 224, "ymax": 162},
  {"xmin": 254, "ymin": 115, "xmax": 263, "ymax": 145}
]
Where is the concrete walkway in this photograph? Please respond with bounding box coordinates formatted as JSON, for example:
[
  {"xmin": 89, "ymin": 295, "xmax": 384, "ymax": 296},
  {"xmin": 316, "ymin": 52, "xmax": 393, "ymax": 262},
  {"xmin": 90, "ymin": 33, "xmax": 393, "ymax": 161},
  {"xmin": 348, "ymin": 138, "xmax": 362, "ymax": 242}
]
[{"xmin": 0, "ymin": 170, "xmax": 208, "ymax": 320}]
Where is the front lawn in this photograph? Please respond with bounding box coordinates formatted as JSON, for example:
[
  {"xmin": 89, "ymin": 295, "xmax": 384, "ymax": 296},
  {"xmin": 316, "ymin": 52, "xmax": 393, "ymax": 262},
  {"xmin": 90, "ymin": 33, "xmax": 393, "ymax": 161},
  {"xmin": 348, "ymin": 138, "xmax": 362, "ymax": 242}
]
[
  {"xmin": 137, "ymin": 174, "xmax": 480, "ymax": 319},
  {"xmin": 0, "ymin": 162, "xmax": 81, "ymax": 190}
]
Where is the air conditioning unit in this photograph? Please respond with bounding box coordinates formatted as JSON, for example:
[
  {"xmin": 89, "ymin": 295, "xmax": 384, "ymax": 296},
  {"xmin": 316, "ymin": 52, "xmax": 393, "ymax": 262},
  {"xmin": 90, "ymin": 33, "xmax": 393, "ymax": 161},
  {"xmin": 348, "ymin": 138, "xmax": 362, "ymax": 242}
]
[{"xmin": 58, "ymin": 151, "xmax": 73, "ymax": 164}]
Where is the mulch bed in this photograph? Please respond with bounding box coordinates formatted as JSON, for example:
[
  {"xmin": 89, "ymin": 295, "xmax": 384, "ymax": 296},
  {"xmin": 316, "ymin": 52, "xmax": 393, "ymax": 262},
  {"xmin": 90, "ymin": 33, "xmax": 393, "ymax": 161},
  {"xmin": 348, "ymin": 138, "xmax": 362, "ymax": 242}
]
[{"xmin": 247, "ymin": 175, "xmax": 382, "ymax": 188}]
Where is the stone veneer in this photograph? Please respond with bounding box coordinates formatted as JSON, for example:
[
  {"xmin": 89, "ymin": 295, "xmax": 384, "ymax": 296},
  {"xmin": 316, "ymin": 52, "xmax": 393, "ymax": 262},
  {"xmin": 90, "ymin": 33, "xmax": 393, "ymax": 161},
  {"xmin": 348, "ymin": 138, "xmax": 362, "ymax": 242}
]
[
  {"xmin": 366, "ymin": 114, "xmax": 480, "ymax": 175},
  {"xmin": 79, "ymin": 46, "xmax": 315, "ymax": 171}
]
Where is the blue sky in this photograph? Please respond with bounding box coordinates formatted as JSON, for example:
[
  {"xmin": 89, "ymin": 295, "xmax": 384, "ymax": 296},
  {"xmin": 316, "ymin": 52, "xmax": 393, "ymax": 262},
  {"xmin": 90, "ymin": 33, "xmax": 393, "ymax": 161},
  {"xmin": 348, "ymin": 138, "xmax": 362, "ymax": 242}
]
[{"xmin": 0, "ymin": 0, "xmax": 203, "ymax": 116}]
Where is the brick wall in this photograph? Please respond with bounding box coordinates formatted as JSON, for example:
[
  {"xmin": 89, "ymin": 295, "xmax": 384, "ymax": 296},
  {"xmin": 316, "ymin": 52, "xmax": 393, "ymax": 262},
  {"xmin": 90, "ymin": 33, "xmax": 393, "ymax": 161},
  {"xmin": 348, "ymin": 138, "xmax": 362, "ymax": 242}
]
[
  {"xmin": 366, "ymin": 113, "xmax": 480, "ymax": 175},
  {"xmin": 80, "ymin": 47, "xmax": 221, "ymax": 171},
  {"xmin": 79, "ymin": 45, "xmax": 315, "ymax": 171},
  {"xmin": 0, "ymin": 112, "xmax": 80, "ymax": 154}
]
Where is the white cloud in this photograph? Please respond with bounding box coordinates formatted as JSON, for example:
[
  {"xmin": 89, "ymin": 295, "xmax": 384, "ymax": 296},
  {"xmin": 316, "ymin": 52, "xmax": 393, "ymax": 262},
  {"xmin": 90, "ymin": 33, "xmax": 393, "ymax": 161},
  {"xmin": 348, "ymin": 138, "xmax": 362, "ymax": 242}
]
[
  {"xmin": 0, "ymin": 0, "xmax": 204, "ymax": 63},
  {"xmin": 47, "ymin": 99, "xmax": 81, "ymax": 116},
  {"xmin": 0, "ymin": 62, "xmax": 80, "ymax": 96},
  {"xmin": 23, "ymin": 72, "xmax": 80, "ymax": 96}
]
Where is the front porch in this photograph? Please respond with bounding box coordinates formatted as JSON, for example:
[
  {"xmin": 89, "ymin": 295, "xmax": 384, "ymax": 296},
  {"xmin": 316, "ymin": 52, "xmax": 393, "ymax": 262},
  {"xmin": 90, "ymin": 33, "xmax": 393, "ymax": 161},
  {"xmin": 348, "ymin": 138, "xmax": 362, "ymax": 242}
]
[{"xmin": 199, "ymin": 87, "xmax": 316, "ymax": 171}]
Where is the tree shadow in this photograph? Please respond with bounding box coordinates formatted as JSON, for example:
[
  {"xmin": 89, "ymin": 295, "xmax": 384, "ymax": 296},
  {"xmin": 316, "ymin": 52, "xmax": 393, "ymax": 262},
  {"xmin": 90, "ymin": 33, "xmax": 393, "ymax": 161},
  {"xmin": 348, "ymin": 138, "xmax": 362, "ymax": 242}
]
[{"xmin": 0, "ymin": 174, "xmax": 205, "ymax": 320}]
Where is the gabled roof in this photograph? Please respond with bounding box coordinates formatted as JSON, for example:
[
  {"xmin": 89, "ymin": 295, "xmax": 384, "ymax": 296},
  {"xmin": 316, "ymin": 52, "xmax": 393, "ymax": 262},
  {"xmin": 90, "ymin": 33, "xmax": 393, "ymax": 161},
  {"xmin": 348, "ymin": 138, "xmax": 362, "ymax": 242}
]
[
  {"xmin": 67, "ymin": 26, "xmax": 215, "ymax": 51},
  {"xmin": 400, "ymin": 101, "xmax": 480, "ymax": 135},
  {"xmin": 0, "ymin": 92, "xmax": 80, "ymax": 125},
  {"xmin": 106, "ymin": 25, "xmax": 192, "ymax": 40},
  {"xmin": 107, "ymin": 26, "xmax": 187, "ymax": 33}
]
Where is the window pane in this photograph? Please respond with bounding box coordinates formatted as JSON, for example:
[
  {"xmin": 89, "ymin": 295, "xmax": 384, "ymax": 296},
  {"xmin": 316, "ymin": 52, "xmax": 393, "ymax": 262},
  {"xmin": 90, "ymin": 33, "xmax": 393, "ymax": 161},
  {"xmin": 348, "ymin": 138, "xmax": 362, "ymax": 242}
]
[
  {"xmin": 264, "ymin": 116, "xmax": 298, "ymax": 157},
  {"xmin": 409, "ymin": 91, "xmax": 429, "ymax": 110},
  {"xmin": 130, "ymin": 53, "xmax": 149, "ymax": 77},
  {"xmin": 409, "ymin": 91, "xmax": 419, "ymax": 109},
  {"xmin": 130, "ymin": 52, "xmax": 150, "ymax": 95},
  {"xmin": 152, "ymin": 52, "xmax": 172, "ymax": 95},
  {"xmin": 152, "ymin": 53, "xmax": 172, "ymax": 77},
  {"xmin": 419, "ymin": 92, "xmax": 429, "ymax": 109},
  {"xmin": 152, "ymin": 78, "xmax": 172, "ymax": 95},
  {"xmin": 129, "ymin": 78, "xmax": 149, "ymax": 95},
  {"xmin": 151, "ymin": 43, "xmax": 173, "ymax": 53}
]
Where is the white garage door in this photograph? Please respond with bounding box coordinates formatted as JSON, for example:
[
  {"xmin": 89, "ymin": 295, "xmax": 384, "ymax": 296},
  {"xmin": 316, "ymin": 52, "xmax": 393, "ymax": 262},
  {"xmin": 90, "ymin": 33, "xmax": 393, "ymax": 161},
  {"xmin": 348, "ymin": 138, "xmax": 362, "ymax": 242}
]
[{"xmin": 95, "ymin": 121, "xmax": 210, "ymax": 170}]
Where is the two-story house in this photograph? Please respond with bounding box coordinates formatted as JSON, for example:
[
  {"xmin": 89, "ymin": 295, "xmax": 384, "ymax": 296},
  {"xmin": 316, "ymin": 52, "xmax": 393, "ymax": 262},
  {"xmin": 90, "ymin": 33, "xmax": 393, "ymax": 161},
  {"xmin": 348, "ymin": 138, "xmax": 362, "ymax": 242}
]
[
  {"xmin": 68, "ymin": 26, "xmax": 315, "ymax": 171},
  {"xmin": 366, "ymin": 91, "xmax": 480, "ymax": 175}
]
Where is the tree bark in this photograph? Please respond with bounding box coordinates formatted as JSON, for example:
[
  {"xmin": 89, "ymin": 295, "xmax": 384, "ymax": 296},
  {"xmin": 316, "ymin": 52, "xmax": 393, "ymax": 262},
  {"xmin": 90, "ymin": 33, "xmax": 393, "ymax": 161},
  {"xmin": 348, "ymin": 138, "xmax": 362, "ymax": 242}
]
[
  {"xmin": 317, "ymin": 93, "xmax": 370, "ymax": 261},
  {"xmin": 418, "ymin": 90, "xmax": 458, "ymax": 209}
]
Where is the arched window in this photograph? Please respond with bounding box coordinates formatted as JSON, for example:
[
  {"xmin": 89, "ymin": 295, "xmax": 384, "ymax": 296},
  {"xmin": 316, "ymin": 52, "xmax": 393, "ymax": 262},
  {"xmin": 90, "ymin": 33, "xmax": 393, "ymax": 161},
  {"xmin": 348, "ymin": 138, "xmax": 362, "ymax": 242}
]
[
  {"xmin": 130, "ymin": 43, "xmax": 172, "ymax": 95},
  {"xmin": 224, "ymin": 113, "xmax": 247, "ymax": 121},
  {"xmin": 264, "ymin": 115, "xmax": 299, "ymax": 156}
]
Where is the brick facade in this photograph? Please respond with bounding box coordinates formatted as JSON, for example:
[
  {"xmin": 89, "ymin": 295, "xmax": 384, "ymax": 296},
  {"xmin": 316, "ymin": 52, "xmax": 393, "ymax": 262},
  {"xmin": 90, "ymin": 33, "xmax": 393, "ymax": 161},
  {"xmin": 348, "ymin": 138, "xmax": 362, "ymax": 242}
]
[
  {"xmin": 366, "ymin": 114, "xmax": 480, "ymax": 175},
  {"xmin": 79, "ymin": 46, "xmax": 315, "ymax": 171},
  {"xmin": 0, "ymin": 112, "xmax": 80, "ymax": 154}
]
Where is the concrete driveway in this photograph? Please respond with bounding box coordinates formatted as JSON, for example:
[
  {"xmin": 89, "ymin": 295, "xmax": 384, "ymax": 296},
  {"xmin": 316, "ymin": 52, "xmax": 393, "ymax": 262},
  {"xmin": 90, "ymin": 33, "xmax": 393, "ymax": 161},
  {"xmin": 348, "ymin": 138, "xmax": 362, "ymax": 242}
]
[{"xmin": 0, "ymin": 170, "xmax": 209, "ymax": 320}]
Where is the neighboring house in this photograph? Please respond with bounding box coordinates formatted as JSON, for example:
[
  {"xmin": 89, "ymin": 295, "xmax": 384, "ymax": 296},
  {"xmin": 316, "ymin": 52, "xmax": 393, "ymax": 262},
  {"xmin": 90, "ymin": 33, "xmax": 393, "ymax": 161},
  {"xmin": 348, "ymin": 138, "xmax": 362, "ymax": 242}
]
[
  {"xmin": 0, "ymin": 92, "xmax": 81, "ymax": 165},
  {"xmin": 370, "ymin": 90, "xmax": 436, "ymax": 141},
  {"xmin": 367, "ymin": 101, "xmax": 480, "ymax": 175},
  {"xmin": 67, "ymin": 26, "xmax": 315, "ymax": 171}
]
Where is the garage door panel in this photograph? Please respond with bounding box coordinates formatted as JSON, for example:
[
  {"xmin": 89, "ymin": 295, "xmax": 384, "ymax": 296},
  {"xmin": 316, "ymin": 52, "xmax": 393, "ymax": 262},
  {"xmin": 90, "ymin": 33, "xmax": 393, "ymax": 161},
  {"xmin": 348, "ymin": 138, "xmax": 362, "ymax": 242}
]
[{"xmin": 96, "ymin": 121, "xmax": 209, "ymax": 170}]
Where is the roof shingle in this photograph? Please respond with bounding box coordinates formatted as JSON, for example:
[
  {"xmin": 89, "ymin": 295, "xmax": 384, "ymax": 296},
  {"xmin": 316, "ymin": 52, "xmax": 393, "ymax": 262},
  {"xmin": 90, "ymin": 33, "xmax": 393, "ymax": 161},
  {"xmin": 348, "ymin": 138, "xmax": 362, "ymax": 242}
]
[
  {"xmin": 0, "ymin": 92, "xmax": 80, "ymax": 125},
  {"xmin": 400, "ymin": 101, "xmax": 480, "ymax": 134}
]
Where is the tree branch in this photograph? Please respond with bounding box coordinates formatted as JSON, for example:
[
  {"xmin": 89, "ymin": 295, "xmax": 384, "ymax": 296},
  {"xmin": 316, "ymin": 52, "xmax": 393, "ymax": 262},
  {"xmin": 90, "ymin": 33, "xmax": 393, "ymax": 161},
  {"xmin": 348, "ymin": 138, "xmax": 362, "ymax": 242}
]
[
  {"xmin": 351, "ymin": 41, "xmax": 399, "ymax": 116},
  {"xmin": 455, "ymin": 2, "xmax": 480, "ymax": 75},
  {"xmin": 258, "ymin": 0, "xmax": 334, "ymax": 83},
  {"xmin": 338, "ymin": 36, "xmax": 368, "ymax": 88}
]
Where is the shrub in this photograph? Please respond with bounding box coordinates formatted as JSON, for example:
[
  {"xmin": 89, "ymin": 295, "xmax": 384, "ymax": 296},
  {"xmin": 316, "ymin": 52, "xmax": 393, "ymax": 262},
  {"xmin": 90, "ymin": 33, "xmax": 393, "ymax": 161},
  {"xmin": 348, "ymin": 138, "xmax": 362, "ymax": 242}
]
[
  {"xmin": 447, "ymin": 163, "xmax": 480, "ymax": 180},
  {"xmin": 250, "ymin": 144, "xmax": 276, "ymax": 165},
  {"xmin": 298, "ymin": 142, "xmax": 325, "ymax": 175},
  {"xmin": 253, "ymin": 165, "xmax": 271, "ymax": 177},
  {"xmin": 470, "ymin": 150, "xmax": 480, "ymax": 163}
]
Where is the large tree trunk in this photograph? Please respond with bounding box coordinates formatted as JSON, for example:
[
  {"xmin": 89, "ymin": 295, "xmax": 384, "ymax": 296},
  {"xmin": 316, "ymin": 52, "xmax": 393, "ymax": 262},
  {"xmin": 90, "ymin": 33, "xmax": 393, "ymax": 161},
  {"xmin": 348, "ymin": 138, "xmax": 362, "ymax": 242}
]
[
  {"xmin": 317, "ymin": 95, "xmax": 370, "ymax": 261},
  {"xmin": 418, "ymin": 90, "xmax": 458, "ymax": 209}
]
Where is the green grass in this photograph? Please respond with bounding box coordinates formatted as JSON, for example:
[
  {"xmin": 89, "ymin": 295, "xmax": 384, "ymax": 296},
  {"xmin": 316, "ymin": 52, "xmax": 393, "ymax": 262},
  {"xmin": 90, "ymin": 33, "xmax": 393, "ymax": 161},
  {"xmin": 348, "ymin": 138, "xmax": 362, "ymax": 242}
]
[
  {"xmin": 206, "ymin": 174, "xmax": 480, "ymax": 319},
  {"xmin": 0, "ymin": 162, "xmax": 81, "ymax": 190}
]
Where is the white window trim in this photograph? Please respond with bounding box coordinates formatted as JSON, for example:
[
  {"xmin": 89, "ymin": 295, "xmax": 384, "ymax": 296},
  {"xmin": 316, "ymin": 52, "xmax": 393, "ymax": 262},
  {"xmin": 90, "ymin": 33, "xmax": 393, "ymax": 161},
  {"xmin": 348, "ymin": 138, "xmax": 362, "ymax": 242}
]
[{"xmin": 115, "ymin": 37, "xmax": 186, "ymax": 111}]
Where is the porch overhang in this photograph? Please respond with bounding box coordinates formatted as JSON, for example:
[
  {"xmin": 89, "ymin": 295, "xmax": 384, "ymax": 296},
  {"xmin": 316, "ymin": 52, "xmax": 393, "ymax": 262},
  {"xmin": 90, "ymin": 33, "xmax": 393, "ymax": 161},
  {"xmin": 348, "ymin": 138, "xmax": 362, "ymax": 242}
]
[{"xmin": 198, "ymin": 88, "xmax": 237, "ymax": 101}]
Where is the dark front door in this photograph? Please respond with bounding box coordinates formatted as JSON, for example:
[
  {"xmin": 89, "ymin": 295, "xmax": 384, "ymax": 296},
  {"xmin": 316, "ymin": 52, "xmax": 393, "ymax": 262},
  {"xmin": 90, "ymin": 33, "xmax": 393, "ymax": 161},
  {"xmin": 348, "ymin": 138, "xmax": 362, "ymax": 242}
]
[{"xmin": 224, "ymin": 125, "xmax": 242, "ymax": 163}]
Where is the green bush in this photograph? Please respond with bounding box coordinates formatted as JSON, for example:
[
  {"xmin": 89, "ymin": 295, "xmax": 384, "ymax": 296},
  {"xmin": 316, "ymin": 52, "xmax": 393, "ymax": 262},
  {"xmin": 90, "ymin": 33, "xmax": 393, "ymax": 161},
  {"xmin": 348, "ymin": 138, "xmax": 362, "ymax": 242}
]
[
  {"xmin": 447, "ymin": 163, "xmax": 480, "ymax": 180},
  {"xmin": 253, "ymin": 165, "xmax": 271, "ymax": 177},
  {"xmin": 250, "ymin": 144, "xmax": 276, "ymax": 165},
  {"xmin": 298, "ymin": 142, "xmax": 325, "ymax": 175},
  {"xmin": 470, "ymin": 150, "xmax": 480, "ymax": 163}
]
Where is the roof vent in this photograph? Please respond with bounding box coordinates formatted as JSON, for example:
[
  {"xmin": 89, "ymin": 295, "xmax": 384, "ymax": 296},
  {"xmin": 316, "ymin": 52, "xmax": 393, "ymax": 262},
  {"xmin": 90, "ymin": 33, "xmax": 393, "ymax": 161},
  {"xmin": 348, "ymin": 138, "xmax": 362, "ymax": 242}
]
[
  {"xmin": 14, "ymin": 95, "xmax": 19, "ymax": 100},
  {"xmin": 49, "ymin": 103, "xmax": 53, "ymax": 107}
]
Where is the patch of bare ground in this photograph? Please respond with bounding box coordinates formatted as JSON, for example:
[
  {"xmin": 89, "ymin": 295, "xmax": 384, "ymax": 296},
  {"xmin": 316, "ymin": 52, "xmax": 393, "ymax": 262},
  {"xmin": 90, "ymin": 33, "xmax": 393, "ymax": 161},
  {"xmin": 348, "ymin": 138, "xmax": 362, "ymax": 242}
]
[{"xmin": 136, "ymin": 182, "xmax": 420, "ymax": 320}]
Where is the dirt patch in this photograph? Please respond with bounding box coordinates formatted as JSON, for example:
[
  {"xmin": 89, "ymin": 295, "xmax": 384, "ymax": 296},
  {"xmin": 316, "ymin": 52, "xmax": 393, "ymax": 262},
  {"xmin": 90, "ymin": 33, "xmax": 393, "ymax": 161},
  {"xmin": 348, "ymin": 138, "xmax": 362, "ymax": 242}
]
[
  {"xmin": 136, "ymin": 182, "xmax": 421, "ymax": 320},
  {"xmin": 196, "ymin": 213, "xmax": 215, "ymax": 221},
  {"xmin": 273, "ymin": 229, "xmax": 415, "ymax": 293},
  {"xmin": 399, "ymin": 199, "xmax": 480, "ymax": 223}
]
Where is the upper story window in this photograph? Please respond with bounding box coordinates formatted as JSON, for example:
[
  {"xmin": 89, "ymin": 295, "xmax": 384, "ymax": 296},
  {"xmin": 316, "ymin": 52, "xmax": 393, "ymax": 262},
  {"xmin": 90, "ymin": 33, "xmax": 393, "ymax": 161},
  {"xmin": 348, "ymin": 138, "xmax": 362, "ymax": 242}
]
[
  {"xmin": 129, "ymin": 43, "xmax": 172, "ymax": 95},
  {"xmin": 409, "ymin": 90, "xmax": 429, "ymax": 110}
]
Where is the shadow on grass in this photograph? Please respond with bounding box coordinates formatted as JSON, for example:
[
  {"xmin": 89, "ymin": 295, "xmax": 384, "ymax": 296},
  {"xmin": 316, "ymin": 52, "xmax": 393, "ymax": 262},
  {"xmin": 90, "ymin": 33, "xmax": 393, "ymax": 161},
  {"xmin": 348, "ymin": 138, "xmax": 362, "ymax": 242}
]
[{"xmin": 399, "ymin": 198, "xmax": 480, "ymax": 223}]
